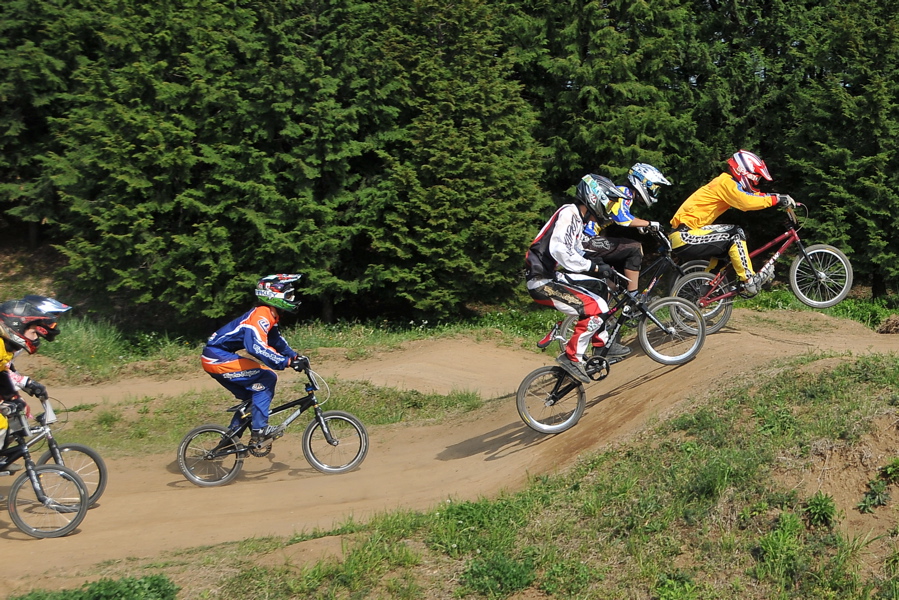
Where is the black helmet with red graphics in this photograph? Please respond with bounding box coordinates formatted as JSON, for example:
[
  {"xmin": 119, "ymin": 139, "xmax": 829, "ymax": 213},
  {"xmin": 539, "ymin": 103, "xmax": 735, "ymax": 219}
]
[{"xmin": 0, "ymin": 300, "xmax": 58, "ymax": 354}]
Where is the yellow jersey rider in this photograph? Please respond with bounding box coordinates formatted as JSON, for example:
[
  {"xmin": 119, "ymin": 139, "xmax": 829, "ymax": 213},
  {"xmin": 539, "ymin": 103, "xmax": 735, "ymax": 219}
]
[{"xmin": 668, "ymin": 150, "xmax": 795, "ymax": 295}]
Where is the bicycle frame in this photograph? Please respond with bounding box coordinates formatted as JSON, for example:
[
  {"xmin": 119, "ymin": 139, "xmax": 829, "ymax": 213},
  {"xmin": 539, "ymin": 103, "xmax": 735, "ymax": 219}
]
[
  {"xmin": 0, "ymin": 423, "xmax": 60, "ymax": 505},
  {"xmin": 692, "ymin": 207, "xmax": 809, "ymax": 308},
  {"xmin": 636, "ymin": 230, "xmax": 693, "ymax": 301},
  {"xmin": 209, "ymin": 370, "xmax": 339, "ymax": 459}
]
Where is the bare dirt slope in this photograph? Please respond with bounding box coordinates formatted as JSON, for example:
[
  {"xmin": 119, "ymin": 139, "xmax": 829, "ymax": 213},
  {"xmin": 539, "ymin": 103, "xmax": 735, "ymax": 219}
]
[{"xmin": 1, "ymin": 308, "xmax": 897, "ymax": 597}]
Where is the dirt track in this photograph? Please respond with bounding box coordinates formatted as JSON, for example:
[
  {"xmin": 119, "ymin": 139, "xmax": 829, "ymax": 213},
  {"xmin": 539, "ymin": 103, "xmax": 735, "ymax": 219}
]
[{"xmin": 1, "ymin": 308, "xmax": 897, "ymax": 597}]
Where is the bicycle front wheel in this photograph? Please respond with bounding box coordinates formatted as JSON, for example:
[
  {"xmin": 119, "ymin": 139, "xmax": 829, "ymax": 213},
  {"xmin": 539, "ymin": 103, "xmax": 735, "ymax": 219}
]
[
  {"xmin": 177, "ymin": 425, "xmax": 244, "ymax": 487},
  {"xmin": 303, "ymin": 411, "xmax": 369, "ymax": 474},
  {"xmin": 638, "ymin": 297, "xmax": 706, "ymax": 365},
  {"xmin": 8, "ymin": 464, "xmax": 88, "ymax": 538},
  {"xmin": 790, "ymin": 244, "xmax": 853, "ymax": 308},
  {"xmin": 516, "ymin": 366, "xmax": 586, "ymax": 434},
  {"xmin": 37, "ymin": 443, "xmax": 107, "ymax": 507},
  {"xmin": 671, "ymin": 271, "xmax": 734, "ymax": 334}
]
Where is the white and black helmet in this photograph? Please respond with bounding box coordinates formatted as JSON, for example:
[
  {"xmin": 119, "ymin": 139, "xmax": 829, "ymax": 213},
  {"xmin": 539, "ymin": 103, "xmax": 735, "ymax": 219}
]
[
  {"xmin": 575, "ymin": 174, "xmax": 627, "ymax": 219},
  {"xmin": 627, "ymin": 163, "xmax": 671, "ymax": 208}
]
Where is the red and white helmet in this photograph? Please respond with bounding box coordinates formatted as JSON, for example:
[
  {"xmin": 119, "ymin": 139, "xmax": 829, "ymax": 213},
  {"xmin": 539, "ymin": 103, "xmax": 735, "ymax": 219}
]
[{"xmin": 727, "ymin": 150, "xmax": 771, "ymax": 193}]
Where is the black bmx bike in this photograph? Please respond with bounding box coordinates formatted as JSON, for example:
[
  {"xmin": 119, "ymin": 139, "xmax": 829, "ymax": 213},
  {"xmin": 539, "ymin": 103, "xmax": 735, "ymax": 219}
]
[
  {"xmin": 177, "ymin": 363, "xmax": 369, "ymax": 487},
  {"xmin": 518, "ymin": 270, "xmax": 705, "ymax": 435}
]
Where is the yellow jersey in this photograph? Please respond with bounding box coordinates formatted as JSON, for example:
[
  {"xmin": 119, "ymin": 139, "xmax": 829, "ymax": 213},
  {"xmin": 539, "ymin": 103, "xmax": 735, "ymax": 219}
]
[{"xmin": 670, "ymin": 173, "xmax": 776, "ymax": 230}]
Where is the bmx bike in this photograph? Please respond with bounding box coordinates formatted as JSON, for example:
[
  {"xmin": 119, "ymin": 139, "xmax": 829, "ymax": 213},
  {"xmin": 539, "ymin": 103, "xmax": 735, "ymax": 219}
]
[
  {"xmin": 0, "ymin": 408, "xmax": 89, "ymax": 538},
  {"xmin": 178, "ymin": 362, "xmax": 369, "ymax": 487},
  {"xmin": 518, "ymin": 271, "xmax": 706, "ymax": 435},
  {"xmin": 671, "ymin": 203, "xmax": 853, "ymax": 334},
  {"xmin": 537, "ymin": 228, "xmax": 708, "ymax": 355}
]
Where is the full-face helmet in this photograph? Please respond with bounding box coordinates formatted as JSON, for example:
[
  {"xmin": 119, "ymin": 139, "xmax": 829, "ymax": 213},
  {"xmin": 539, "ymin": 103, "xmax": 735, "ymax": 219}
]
[
  {"xmin": 0, "ymin": 300, "xmax": 58, "ymax": 354},
  {"xmin": 575, "ymin": 174, "xmax": 627, "ymax": 219},
  {"xmin": 727, "ymin": 150, "xmax": 771, "ymax": 193},
  {"xmin": 627, "ymin": 163, "xmax": 671, "ymax": 208},
  {"xmin": 20, "ymin": 295, "xmax": 71, "ymax": 341},
  {"xmin": 255, "ymin": 274, "xmax": 303, "ymax": 312}
]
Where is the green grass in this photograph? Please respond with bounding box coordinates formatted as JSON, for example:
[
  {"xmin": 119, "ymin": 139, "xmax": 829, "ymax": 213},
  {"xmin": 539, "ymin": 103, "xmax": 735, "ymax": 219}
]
[
  {"xmin": 740, "ymin": 286, "xmax": 899, "ymax": 330},
  {"xmin": 31, "ymin": 305, "xmax": 561, "ymax": 384},
  {"xmin": 22, "ymin": 350, "xmax": 899, "ymax": 600}
]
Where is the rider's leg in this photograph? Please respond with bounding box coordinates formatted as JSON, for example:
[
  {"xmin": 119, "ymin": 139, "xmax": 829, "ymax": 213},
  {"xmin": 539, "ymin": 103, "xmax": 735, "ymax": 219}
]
[{"xmin": 204, "ymin": 357, "xmax": 279, "ymax": 437}]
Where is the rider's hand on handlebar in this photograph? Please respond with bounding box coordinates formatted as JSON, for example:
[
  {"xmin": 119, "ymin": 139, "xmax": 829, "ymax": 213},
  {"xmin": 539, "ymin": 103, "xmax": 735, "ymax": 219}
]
[
  {"xmin": 776, "ymin": 194, "xmax": 796, "ymax": 209},
  {"xmin": 636, "ymin": 221, "xmax": 661, "ymax": 235},
  {"xmin": 289, "ymin": 355, "xmax": 310, "ymax": 372},
  {"xmin": 21, "ymin": 379, "xmax": 48, "ymax": 401}
]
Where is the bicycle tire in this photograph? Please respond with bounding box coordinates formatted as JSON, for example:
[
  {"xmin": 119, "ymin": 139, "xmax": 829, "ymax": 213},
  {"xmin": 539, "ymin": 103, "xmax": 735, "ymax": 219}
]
[
  {"xmin": 302, "ymin": 411, "xmax": 369, "ymax": 474},
  {"xmin": 555, "ymin": 315, "xmax": 578, "ymax": 354},
  {"xmin": 637, "ymin": 297, "xmax": 706, "ymax": 365},
  {"xmin": 516, "ymin": 365, "xmax": 586, "ymax": 434},
  {"xmin": 37, "ymin": 443, "xmax": 107, "ymax": 507},
  {"xmin": 8, "ymin": 464, "xmax": 88, "ymax": 538},
  {"xmin": 680, "ymin": 259, "xmax": 710, "ymax": 273},
  {"xmin": 177, "ymin": 425, "xmax": 244, "ymax": 487},
  {"xmin": 671, "ymin": 271, "xmax": 734, "ymax": 334},
  {"xmin": 789, "ymin": 244, "xmax": 853, "ymax": 308}
]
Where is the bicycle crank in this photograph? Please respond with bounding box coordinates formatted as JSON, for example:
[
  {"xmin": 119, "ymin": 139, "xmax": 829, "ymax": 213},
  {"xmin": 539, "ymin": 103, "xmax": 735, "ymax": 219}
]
[{"xmin": 585, "ymin": 356, "xmax": 611, "ymax": 381}]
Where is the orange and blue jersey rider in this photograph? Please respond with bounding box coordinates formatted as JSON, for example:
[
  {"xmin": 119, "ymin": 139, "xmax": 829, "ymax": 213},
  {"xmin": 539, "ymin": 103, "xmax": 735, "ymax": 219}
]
[{"xmin": 201, "ymin": 274, "xmax": 307, "ymax": 445}]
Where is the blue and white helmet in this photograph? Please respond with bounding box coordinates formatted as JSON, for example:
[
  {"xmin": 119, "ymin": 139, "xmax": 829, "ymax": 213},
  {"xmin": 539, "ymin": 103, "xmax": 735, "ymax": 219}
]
[
  {"xmin": 627, "ymin": 163, "xmax": 671, "ymax": 208},
  {"xmin": 575, "ymin": 174, "xmax": 627, "ymax": 218}
]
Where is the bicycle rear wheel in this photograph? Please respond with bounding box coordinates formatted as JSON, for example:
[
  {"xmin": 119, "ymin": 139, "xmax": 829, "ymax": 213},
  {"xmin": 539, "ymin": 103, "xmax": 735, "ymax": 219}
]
[
  {"xmin": 303, "ymin": 411, "xmax": 369, "ymax": 474},
  {"xmin": 672, "ymin": 272, "xmax": 733, "ymax": 334},
  {"xmin": 637, "ymin": 297, "xmax": 705, "ymax": 365},
  {"xmin": 516, "ymin": 366, "xmax": 586, "ymax": 434},
  {"xmin": 8, "ymin": 464, "xmax": 88, "ymax": 538},
  {"xmin": 790, "ymin": 244, "xmax": 853, "ymax": 308},
  {"xmin": 37, "ymin": 443, "xmax": 107, "ymax": 507},
  {"xmin": 177, "ymin": 425, "xmax": 244, "ymax": 487}
]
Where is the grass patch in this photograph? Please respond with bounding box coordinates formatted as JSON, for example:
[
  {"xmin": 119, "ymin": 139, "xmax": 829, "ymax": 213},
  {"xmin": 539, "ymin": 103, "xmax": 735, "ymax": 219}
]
[{"xmin": 51, "ymin": 376, "xmax": 485, "ymax": 457}]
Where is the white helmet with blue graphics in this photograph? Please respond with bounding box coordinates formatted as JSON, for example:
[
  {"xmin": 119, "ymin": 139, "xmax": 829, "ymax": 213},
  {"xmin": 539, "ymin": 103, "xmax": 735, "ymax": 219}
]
[{"xmin": 627, "ymin": 163, "xmax": 671, "ymax": 208}]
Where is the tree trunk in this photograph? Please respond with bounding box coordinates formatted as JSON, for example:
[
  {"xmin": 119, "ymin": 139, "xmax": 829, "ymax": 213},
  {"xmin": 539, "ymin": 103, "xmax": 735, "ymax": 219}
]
[
  {"xmin": 872, "ymin": 271, "xmax": 887, "ymax": 299},
  {"xmin": 320, "ymin": 293, "xmax": 334, "ymax": 323}
]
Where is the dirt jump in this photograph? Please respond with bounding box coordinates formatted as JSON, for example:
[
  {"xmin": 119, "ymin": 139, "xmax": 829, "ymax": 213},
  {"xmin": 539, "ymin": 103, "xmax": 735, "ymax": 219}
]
[{"xmin": 1, "ymin": 308, "xmax": 897, "ymax": 597}]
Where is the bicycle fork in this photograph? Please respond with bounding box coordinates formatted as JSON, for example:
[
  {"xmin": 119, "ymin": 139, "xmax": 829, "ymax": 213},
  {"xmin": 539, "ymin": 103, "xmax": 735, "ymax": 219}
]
[{"xmin": 313, "ymin": 406, "xmax": 340, "ymax": 446}]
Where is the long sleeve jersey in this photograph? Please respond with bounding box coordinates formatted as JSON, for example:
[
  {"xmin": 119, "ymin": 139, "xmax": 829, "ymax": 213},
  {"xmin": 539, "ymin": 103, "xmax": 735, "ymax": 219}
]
[
  {"xmin": 670, "ymin": 173, "xmax": 777, "ymax": 230},
  {"xmin": 201, "ymin": 305, "xmax": 297, "ymax": 371},
  {"xmin": 524, "ymin": 203, "xmax": 593, "ymax": 287}
]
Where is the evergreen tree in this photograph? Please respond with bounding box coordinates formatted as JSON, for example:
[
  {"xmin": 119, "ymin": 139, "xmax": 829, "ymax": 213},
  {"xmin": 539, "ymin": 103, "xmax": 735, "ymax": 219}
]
[
  {"xmin": 502, "ymin": 0, "xmax": 703, "ymax": 212},
  {"xmin": 770, "ymin": 0, "xmax": 899, "ymax": 296},
  {"xmin": 352, "ymin": 0, "xmax": 549, "ymax": 317}
]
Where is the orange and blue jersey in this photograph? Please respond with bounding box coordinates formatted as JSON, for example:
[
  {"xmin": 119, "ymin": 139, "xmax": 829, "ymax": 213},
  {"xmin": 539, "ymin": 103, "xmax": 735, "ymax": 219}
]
[
  {"xmin": 201, "ymin": 305, "xmax": 297, "ymax": 431},
  {"xmin": 201, "ymin": 305, "xmax": 296, "ymax": 375}
]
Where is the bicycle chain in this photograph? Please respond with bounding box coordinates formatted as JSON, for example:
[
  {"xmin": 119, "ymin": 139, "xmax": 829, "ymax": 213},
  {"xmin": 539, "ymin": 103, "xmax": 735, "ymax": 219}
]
[{"xmin": 249, "ymin": 445, "xmax": 272, "ymax": 458}]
